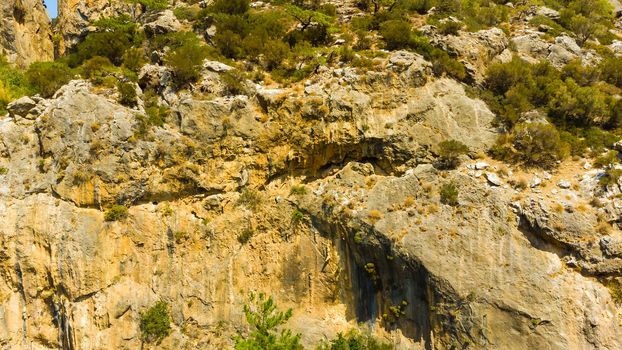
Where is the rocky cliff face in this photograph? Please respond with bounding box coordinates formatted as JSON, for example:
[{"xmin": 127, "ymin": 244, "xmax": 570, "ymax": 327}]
[
  {"xmin": 55, "ymin": 0, "xmax": 138, "ymax": 54},
  {"xmin": 0, "ymin": 0, "xmax": 54, "ymax": 67},
  {"xmin": 2, "ymin": 1, "xmax": 622, "ymax": 349}
]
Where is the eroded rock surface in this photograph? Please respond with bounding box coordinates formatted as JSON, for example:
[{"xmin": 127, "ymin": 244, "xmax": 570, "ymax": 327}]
[{"xmin": 0, "ymin": 0, "xmax": 53, "ymax": 66}]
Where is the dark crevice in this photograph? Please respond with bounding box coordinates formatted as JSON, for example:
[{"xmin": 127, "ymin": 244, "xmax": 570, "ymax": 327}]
[{"xmin": 307, "ymin": 209, "xmax": 475, "ymax": 350}]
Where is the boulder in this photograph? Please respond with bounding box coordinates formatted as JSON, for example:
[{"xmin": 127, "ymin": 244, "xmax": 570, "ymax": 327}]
[
  {"xmin": 7, "ymin": 96, "xmax": 37, "ymax": 117},
  {"xmin": 138, "ymin": 64, "xmax": 172, "ymax": 90},
  {"xmin": 143, "ymin": 10, "xmax": 182, "ymax": 37},
  {"xmin": 486, "ymin": 172, "xmax": 502, "ymax": 186},
  {"xmin": 536, "ymin": 6, "xmax": 560, "ymax": 19}
]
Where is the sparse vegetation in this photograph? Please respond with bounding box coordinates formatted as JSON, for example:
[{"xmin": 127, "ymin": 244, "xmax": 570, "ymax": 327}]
[
  {"xmin": 234, "ymin": 292, "xmax": 303, "ymax": 350},
  {"xmin": 437, "ymin": 139, "xmax": 469, "ymax": 169},
  {"xmin": 104, "ymin": 205, "xmax": 129, "ymax": 222},
  {"xmin": 316, "ymin": 329, "xmax": 394, "ymax": 350},
  {"xmin": 237, "ymin": 189, "xmax": 262, "ymax": 211},
  {"xmin": 140, "ymin": 301, "xmax": 171, "ymax": 344},
  {"xmin": 440, "ymin": 182, "xmax": 459, "ymax": 206},
  {"xmin": 237, "ymin": 228, "xmax": 254, "ymax": 244}
]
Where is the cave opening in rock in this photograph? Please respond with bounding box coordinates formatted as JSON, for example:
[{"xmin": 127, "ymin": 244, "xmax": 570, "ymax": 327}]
[{"xmin": 42, "ymin": 0, "xmax": 58, "ymax": 19}]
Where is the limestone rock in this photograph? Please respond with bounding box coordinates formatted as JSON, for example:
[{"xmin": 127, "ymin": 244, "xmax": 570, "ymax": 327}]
[
  {"xmin": 536, "ymin": 6, "xmax": 560, "ymax": 19},
  {"xmin": 143, "ymin": 10, "xmax": 182, "ymax": 37},
  {"xmin": 423, "ymin": 26, "xmax": 508, "ymax": 82},
  {"xmin": 0, "ymin": 0, "xmax": 53, "ymax": 67},
  {"xmin": 7, "ymin": 96, "xmax": 37, "ymax": 117},
  {"xmin": 486, "ymin": 172, "xmax": 502, "ymax": 186},
  {"xmin": 300, "ymin": 163, "xmax": 622, "ymax": 350},
  {"xmin": 56, "ymin": 0, "xmax": 137, "ymax": 54}
]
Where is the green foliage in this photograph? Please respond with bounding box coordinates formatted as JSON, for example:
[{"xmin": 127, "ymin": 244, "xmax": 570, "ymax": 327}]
[
  {"xmin": 237, "ymin": 228, "xmax": 255, "ymax": 244},
  {"xmin": 0, "ymin": 58, "xmax": 35, "ymax": 113},
  {"xmin": 599, "ymin": 168, "xmax": 622, "ymax": 187},
  {"xmin": 491, "ymin": 123, "xmax": 567, "ymax": 169},
  {"xmin": 484, "ymin": 57, "xmax": 620, "ymax": 129},
  {"xmin": 237, "ymin": 188, "xmax": 262, "ymax": 211},
  {"xmin": 25, "ymin": 61, "xmax": 73, "ymax": 98},
  {"xmin": 437, "ymin": 20, "xmax": 462, "ymax": 35},
  {"xmin": 0, "ymin": 167, "xmax": 8, "ymax": 175},
  {"xmin": 143, "ymin": 90, "xmax": 169, "ymax": 127},
  {"xmin": 600, "ymin": 57, "xmax": 622, "ymax": 89},
  {"xmin": 316, "ymin": 329, "xmax": 394, "ymax": 350},
  {"xmin": 289, "ymin": 185, "xmax": 307, "ymax": 196},
  {"xmin": 81, "ymin": 56, "xmax": 115, "ymax": 84},
  {"xmin": 221, "ymin": 70, "xmax": 248, "ymax": 96},
  {"xmin": 104, "ymin": 205, "xmax": 129, "ymax": 222},
  {"xmin": 174, "ymin": 5, "xmax": 200, "ymax": 21},
  {"xmin": 234, "ymin": 292, "xmax": 303, "ymax": 350},
  {"xmin": 164, "ymin": 33, "xmax": 210, "ymax": 87},
  {"xmin": 291, "ymin": 209, "xmax": 304, "ymax": 225},
  {"xmin": 117, "ymin": 82, "xmax": 138, "ymax": 107},
  {"xmin": 380, "ymin": 20, "xmax": 413, "ymax": 50},
  {"xmin": 72, "ymin": 15, "xmax": 143, "ymax": 66},
  {"xmin": 437, "ymin": 140, "xmax": 469, "ymax": 169},
  {"xmin": 126, "ymin": 0, "xmax": 168, "ymax": 10},
  {"xmin": 594, "ymin": 151, "xmax": 620, "ymax": 169},
  {"xmin": 140, "ymin": 301, "xmax": 171, "ymax": 344},
  {"xmin": 558, "ymin": 0, "xmax": 613, "ymax": 46},
  {"xmin": 440, "ymin": 182, "xmax": 459, "ymax": 206},
  {"xmin": 209, "ymin": 0, "xmax": 250, "ymax": 15}
]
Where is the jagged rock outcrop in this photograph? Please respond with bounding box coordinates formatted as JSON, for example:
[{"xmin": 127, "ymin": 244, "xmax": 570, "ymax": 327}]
[
  {"xmin": 299, "ymin": 162, "xmax": 622, "ymax": 350},
  {"xmin": 0, "ymin": 49, "xmax": 503, "ymax": 348},
  {"xmin": 0, "ymin": 0, "xmax": 53, "ymax": 66},
  {"xmin": 55, "ymin": 0, "xmax": 138, "ymax": 54}
]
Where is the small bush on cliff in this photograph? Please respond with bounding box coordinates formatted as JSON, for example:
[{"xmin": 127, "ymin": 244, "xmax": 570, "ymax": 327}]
[
  {"xmin": 117, "ymin": 82, "xmax": 138, "ymax": 107},
  {"xmin": 0, "ymin": 57, "xmax": 34, "ymax": 114},
  {"xmin": 140, "ymin": 301, "xmax": 171, "ymax": 344},
  {"xmin": 104, "ymin": 205, "xmax": 129, "ymax": 222},
  {"xmin": 440, "ymin": 182, "xmax": 459, "ymax": 206},
  {"xmin": 234, "ymin": 292, "xmax": 303, "ymax": 350},
  {"xmin": 490, "ymin": 123, "xmax": 567, "ymax": 169},
  {"xmin": 316, "ymin": 329, "xmax": 394, "ymax": 350},
  {"xmin": 25, "ymin": 61, "xmax": 73, "ymax": 98},
  {"xmin": 437, "ymin": 140, "xmax": 469, "ymax": 169},
  {"xmin": 164, "ymin": 34, "xmax": 210, "ymax": 87}
]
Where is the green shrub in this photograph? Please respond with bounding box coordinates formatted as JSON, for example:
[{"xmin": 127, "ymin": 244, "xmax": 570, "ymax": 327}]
[
  {"xmin": 140, "ymin": 301, "xmax": 171, "ymax": 344},
  {"xmin": 81, "ymin": 56, "xmax": 115, "ymax": 84},
  {"xmin": 117, "ymin": 82, "xmax": 138, "ymax": 107},
  {"xmin": 599, "ymin": 169, "xmax": 622, "ymax": 187},
  {"xmin": 173, "ymin": 5, "xmax": 200, "ymax": 21},
  {"xmin": 491, "ymin": 123, "xmax": 567, "ymax": 169},
  {"xmin": 165, "ymin": 36, "xmax": 210, "ymax": 87},
  {"xmin": 221, "ymin": 70, "xmax": 248, "ymax": 96},
  {"xmin": 25, "ymin": 61, "xmax": 73, "ymax": 98},
  {"xmin": 143, "ymin": 90, "xmax": 169, "ymax": 127},
  {"xmin": 237, "ymin": 228, "xmax": 254, "ymax": 244},
  {"xmin": 73, "ymin": 15, "xmax": 143, "ymax": 66},
  {"xmin": 234, "ymin": 292, "xmax": 303, "ymax": 350},
  {"xmin": 380, "ymin": 20, "xmax": 413, "ymax": 50},
  {"xmin": 594, "ymin": 151, "xmax": 620, "ymax": 168},
  {"xmin": 437, "ymin": 140, "xmax": 469, "ymax": 169},
  {"xmin": 316, "ymin": 329, "xmax": 394, "ymax": 350},
  {"xmin": 600, "ymin": 57, "xmax": 622, "ymax": 89},
  {"xmin": 209, "ymin": 0, "xmax": 249, "ymax": 15},
  {"xmin": 237, "ymin": 188, "xmax": 261, "ymax": 211},
  {"xmin": 104, "ymin": 205, "xmax": 129, "ymax": 222},
  {"xmin": 0, "ymin": 167, "xmax": 8, "ymax": 175},
  {"xmin": 0, "ymin": 57, "xmax": 34, "ymax": 114},
  {"xmin": 127, "ymin": 0, "xmax": 168, "ymax": 11},
  {"xmin": 289, "ymin": 184, "xmax": 307, "ymax": 196},
  {"xmin": 122, "ymin": 47, "xmax": 147, "ymax": 73},
  {"xmin": 440, "ymin": 182, "xmax": 459, "ymax": 206},
  {"xmin": 438, "ymin": 20, "xmax": 462, "ymax": 35}
]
